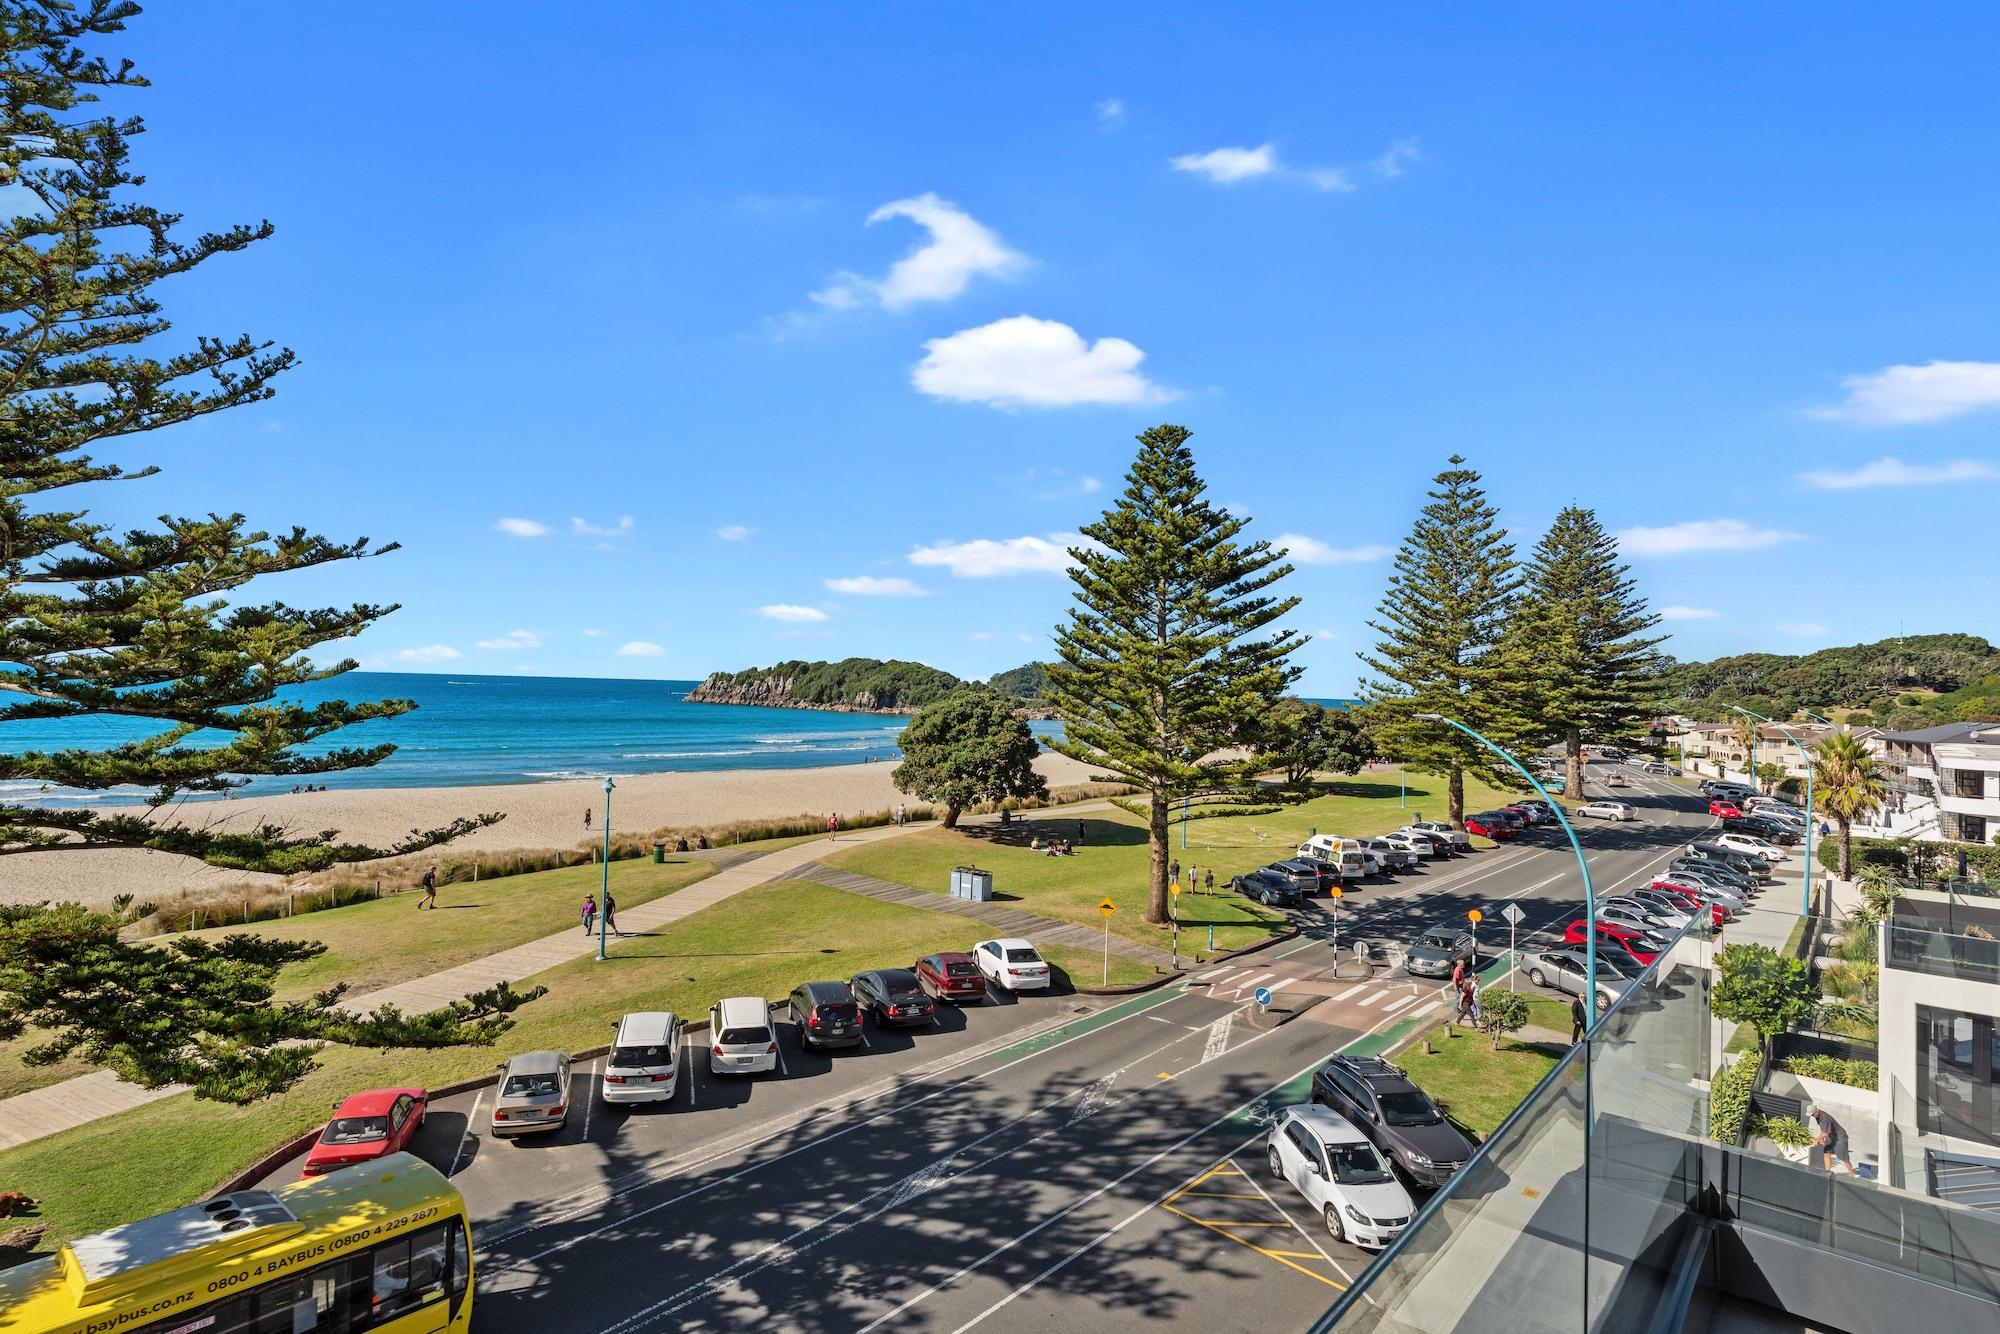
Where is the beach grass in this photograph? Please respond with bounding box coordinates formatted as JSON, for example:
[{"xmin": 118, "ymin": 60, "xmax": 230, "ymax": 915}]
[
  {"xmin": 0, "ymin": 878, "xmax": 1151, "ymax": 1255},
  {"xmin": 821, "ymin": 769, "xmax": 1528, "ymax": 957}
]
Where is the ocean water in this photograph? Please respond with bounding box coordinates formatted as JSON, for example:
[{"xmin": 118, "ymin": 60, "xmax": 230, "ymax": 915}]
[{"xmin": 0, "ymin": 672, "xmax": 1354, "ymax": 804}]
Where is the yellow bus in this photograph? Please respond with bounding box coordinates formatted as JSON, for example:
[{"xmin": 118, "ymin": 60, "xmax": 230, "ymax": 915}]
[{"xmin": 0, "ymin": 1153, "xmax": 471, "ymax": 1334}]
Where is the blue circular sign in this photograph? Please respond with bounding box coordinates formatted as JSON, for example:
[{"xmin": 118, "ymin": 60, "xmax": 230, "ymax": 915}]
[{"xmin": 1254, "ymin": 987, "xmax": 1274, "ymax": 1007}]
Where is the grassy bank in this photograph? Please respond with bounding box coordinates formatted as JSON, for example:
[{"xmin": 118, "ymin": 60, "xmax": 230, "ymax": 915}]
[
  {"xmin": 1397, "ymin": 1021, "xmax": 1565, "ymax": 1140},
  {"xmin": 0, "ymin": 878, "xmax": 1150, "ymax": 1255},
  {"xmin": 824, "ymin": 769, "xmax": 1525, "ymax": 957}
]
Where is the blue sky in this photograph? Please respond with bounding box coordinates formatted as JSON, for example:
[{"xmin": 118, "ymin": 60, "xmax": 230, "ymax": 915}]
[{"xmin": 78, "ymin": 3, "xmax": 2000, "ymax": 695}]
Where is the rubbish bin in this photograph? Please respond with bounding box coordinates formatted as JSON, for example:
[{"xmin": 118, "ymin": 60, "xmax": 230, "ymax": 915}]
[
  {"xmin": 651, "ymin": 841, "xmax": 666, "ymax": 864},
  {"xmin": 964, "ymin": 867, "xmax": 993, "ymax": 902},
  {"xmin": 950, "ymin": 865, "xmax": 971, "ymax": 899}
]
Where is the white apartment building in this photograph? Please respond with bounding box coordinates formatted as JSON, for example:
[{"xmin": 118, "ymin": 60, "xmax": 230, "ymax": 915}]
[{"xmin": 1875, "ymin": 720, "xmax": 2000, "ymax": 845}]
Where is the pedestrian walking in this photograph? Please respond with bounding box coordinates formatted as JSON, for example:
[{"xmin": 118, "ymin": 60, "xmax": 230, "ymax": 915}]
[
  {"xmin": 1809, "ymin": 1106, "xmax": 1853, "ymax": 1175},
  {"xmin": 418, "ymin": 864, "xmax": 438, "ymax": 910},
  {"xmin": 1204, "ymin": 868, "xmax": 1215, "ymax": 893},
  {"xmin": 581, "ymin": 894, "xmax": 597, "ymax": 936},
  {"xmin": 897, "ymin": 801, "xmax": 906, "ymax": 827},
  {"xmin": 602, "ymin": 890, "xmax": 621, "ymax": 937},
  {"xmin": 827, "ymin": 812, "xmax": 840, "ymax": 840},
  {"xmin": 1570, "ymin": 994, "xmax": 1587, "ymax": 1046},
  {"xmin": 584, "ymin": 807, "xmax": 591, "ymax": 831},
  {"xmin": 1450, "ymin": 957, "xmax": 1467, "ymax": 988},
  {"xmin": 1170, "ymin": 859, "xmax": 1181, "ymax": 886},
  {"xmin": 1077, "ymin": 819, "xmax": 1087, "ymax": 842}
]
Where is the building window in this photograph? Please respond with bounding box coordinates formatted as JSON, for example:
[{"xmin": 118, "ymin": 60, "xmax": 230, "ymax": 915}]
[
  {"xmin": 1916, "ymin": 1005, "xmax": 2000, "ymax": 1148},
  {"xmin": 1956, "ymin": 814, "xmax": 1991, "ymax": 844}
]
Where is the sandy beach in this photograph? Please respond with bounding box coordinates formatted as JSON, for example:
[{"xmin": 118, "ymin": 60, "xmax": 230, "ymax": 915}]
[{"xmin": 4, "ymin": 752, "xmax": 1109, "ymax": 908}]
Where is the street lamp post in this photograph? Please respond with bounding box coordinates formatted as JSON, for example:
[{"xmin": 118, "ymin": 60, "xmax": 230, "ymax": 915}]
[
  {"xmin": 597, "ymin": 776, "xmax": 615, "ymax": 962},
  {"xmin": 1414, "ymin": 714, "xmax": 1598, "ymax": 1011},
  {"xmin": 1728, "ymin": 705, "xmax": 1814, "ymax": 916}
]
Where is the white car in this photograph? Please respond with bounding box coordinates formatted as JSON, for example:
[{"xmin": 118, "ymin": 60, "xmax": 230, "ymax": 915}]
[
  {"xmin": 1379, "ymin": 831, "xmax": 1433, "ymax": 861},
  {"xmin": 1403, "ymin": 821, "xmax": 1470, "ymax": 850},
  {"xmin": 975, "ymin": 938, "xmax": 1051, "ymax": 992},
  {"xmin": 1594, "ymin": 902, "xmax": 1668, "ymax": 936},
  {"xmin": 1603, "ymin": 895, "xmax": 1691, "ymax": 931},
  {"xmin": 1576, "ymin": 801, "xmax": 1636, "ymax": 821},
  {"xmin": 707, "ymin": 996, "xmax": 778, "ymax": 1076},
  {"xmin": 1716, "ymin": 831, "xmax": 1787, "ymax": 861},
  {"xmin": 603, "ymin": 1011, "xmax": 683, "ymax": 1103},
  {"xmin": 1266, "ymin": 1104, "xmax": 1416, "ymax": 1249}
]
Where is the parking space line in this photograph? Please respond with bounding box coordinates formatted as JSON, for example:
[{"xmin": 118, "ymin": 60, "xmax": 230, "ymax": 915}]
[
  {"xmin": 1158, "ymin": 1160, "xmax": 1346, "ymax": 1291},
  {"xmin": 774, "ymin": 1036, "xmax": 789, "ymax": 1077},
  {"xmin": 581, "ymin": 1060, "xmax": 596, "ymax": 1142},
  {"xmin": 450, "ymin": 1092, "xmax": 484, "ymax": 1177},
  {"xmin": 1239, "ymin": 1157, "xmax": 1353, "ymax": 1282},
  {"xmin": 684, "ymin": 1036, "xmax": 697, "ymax": 1107}
]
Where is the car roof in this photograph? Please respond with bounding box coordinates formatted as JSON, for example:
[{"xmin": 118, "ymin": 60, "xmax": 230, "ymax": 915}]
[
  {"xmin": 614, "ymin": 1011, "xmax": 679, "ymax": 1042},
  {"xmin": 331, "ymin": 1087, "xmax": 419, "ymax": 1116},
  {"xmin": 504, "ymin": 1050, "xmax": 565, "ymax": 1076},
  {"xmin": 871, "ymin": 967, "xmax": 921, "ymax": 986},
  {"xmin": 797, "ymin": 980, "xmax": 852, "ymax": 1001},
  {"xmin": 1282, "ymin": 1102, "xmax": 1369, "ymax": 1144},
  {"xmin": 715, "ymin": 995, "xmax": 772, "ymax": 1025},
  {"xmin": 925, "ymin": 951, "xmax": 975, "ymax": 965},
  {"xmin": 983, "ymin": 937, "xmax": 1036, "ymax": 951}
]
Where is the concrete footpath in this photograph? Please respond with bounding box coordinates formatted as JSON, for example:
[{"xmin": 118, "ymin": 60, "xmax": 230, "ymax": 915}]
[{"xmin": 0, "ymin": 823, "xmax": 915, "ymax": 1153}]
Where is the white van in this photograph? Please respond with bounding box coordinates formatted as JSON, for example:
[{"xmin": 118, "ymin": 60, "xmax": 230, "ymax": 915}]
[
  {"xmin": 708, "ymin": 996, "xmax": 778, "ymax": 1076},
  {"xmin": 1297, "ymin": 835, "xmax": 1370, "ymax": 880},
  {"xmin": 603, "ymin": 1011, "xmax": 683, "ymax": 1103}
]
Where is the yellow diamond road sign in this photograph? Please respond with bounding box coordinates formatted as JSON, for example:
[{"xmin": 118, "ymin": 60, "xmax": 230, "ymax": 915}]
[{"xmin": 1099, "ymin": 897, "xmax": 1117, "ymax": 918}]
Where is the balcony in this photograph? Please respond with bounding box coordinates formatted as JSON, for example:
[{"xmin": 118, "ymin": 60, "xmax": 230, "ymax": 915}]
[{"xmin": 1887, "ymin": 900, "xmax": 2000, "ymax": 986}]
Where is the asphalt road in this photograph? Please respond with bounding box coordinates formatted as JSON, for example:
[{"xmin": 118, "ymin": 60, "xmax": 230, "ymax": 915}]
[{"xmin": 261, "ymin": 761, "xmax": 1724, "ymax": 1333}]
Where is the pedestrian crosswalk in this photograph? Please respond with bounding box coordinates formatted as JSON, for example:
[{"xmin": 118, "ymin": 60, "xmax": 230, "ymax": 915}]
[{"xmin": 1192, "ymin": 962, "xmax": 1454, "ymax": 1017}]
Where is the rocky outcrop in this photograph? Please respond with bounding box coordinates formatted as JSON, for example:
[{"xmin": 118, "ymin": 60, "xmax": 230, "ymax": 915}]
[{"xmin": 683, "ymin": 672, "xmax": 913, "ymax": 714}]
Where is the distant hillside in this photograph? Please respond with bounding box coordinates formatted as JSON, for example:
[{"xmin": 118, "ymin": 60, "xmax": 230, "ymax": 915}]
[
  {"xmin": 685, "ymin": 658, "xmax": 964, "ymax": 714},
  {"xmin": 986, "ymin": 661, "xmax": 1050, "ymax": 701},
  {"xmin": 1662, "ymin": 632, "xmax": 2000, "ymax": 726}
]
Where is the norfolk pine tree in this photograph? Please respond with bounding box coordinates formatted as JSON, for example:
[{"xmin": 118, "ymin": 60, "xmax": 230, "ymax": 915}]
[
  {"xmin": 1046, "ymin": 425, "xmax": 1301, "ymax": 925},
  {"xmin": 1509, "ymin": 506, "xmax": 1666, "ymax": 799},
  {"xmin": 1359, "ymin": 458, "xmax": 1528, "ymax": 826}
]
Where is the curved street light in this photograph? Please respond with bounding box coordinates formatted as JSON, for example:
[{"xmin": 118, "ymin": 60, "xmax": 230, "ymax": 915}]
[
  {"xmin": 1727, "ymin": 705, "xmax": 1814, "ymax": 916},
  {"xmin": 597, "ymin": 775, "xmax": 615, "ymax": 962}
]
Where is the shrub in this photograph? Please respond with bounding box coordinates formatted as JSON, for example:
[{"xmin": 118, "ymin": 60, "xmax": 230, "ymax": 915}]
[
  {"xmin": 1752, "ymin": 1114, "xmax": 1815, "ymax": 1149},
  {"xmin": 1478, "ymin": 988, "xmax": 1530, "ymax": 1050},
  {"xmin": 1710, "ymin": 1054, "xmax": 1759, "ymax": 1143},
  {"xmin": 1779, "ymin": 1055, "xmax": 1878, "ymax": 1090}
]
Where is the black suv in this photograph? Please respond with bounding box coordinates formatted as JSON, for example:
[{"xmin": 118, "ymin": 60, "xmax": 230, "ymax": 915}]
[
  {"xmin": 1268, "ymin": 859, "xmax": 1332, "ymax": 895},
  {"xmin": 787, "ymin": 980, "xmax": 862, "ymax": 1051},
  {"xmin": 1232, "ymin": 868, "xmax": 1302, "ymax": 907},
  {"xmin": 849, "ymin": 968, "xmax": 936, "ymax": 1029},
  {"xmin": 1311, "ymin": 1054, "xmax": 1476, "ymax": 1189}
]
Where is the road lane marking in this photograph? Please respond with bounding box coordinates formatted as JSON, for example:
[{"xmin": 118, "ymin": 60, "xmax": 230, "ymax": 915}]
[
  {"xmin": 1332, "ymin": 983, "xmax": 1369, "ymax": 1002},
  {"xmin": 1201, "ymin": 1015, "xmax": 1233, "ymax": 1063},
  {"xmin": 1359, "ymin": 989, "xmax": 1389, "ymax": 1007},
  {"xmin": 1382, "ymin": 994, "xmax": 1417, "ymax": 1013},
  {"xmin": 450, "ymin": 1092, "xmax": 484, "ymax": 1177}
]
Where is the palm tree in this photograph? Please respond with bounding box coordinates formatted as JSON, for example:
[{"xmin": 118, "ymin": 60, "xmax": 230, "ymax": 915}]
[
  {"xmin": 1730, "ymin": 715, "xmax": 1758, "ymax": 783},
  {"xmin": 1813, "ymin": 733, "xmax": 1886, "ymax": 879}
]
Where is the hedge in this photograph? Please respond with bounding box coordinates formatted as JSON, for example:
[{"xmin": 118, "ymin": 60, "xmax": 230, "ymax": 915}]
[
  {"xmin": 1818, "ymin": 834, "xmax": 2000, "ymax": 885},
  {"xmin": 1778, "ymin": 1054, "xmax": 1879, "ymax": 1090},
  {"xmin": 1710, "ymin": 1054, "xmax": 1760, "ymax": 1143}
]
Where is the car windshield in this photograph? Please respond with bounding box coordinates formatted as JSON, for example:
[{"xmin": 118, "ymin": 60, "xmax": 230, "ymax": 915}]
[
  {"xmin": 1328, "ymin": 1142, "xmax": 1395, "ymax": 1185},
  {"xmin": 718, "ymin": 1027, "xmax": 771, "ymax": 1046},
  {"xmin": 503, "ymin": 1074, "xmax": 561, "ymax": 1097},
  {"xmin": 1418, "ymin": 931, "xmax": 1456, "ymax": 950},
  {"xmin": 1595, "ymin": 956, "xmax": 1630, "ymax": 980},
  {"xmin": 945, "ymin": 961, "xmax": 979, "ymax": 977},
  {"xmin": 1005, "ymin": 948, "xmax": 1042, "ymax": 963},
  {"xmin": 1377, "ymin": 1089, "xmax": 1442, "ymax": 1126},
  {"xmin": 321, "ymin": 1115, "xmax": 388, "ymax": 1145}
]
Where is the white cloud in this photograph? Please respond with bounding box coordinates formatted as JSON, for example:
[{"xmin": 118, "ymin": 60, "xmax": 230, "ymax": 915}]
[
  {"xmin": 1614, "ymin": 518, "xmax": 1803, "ymax": 557},
  {"xmin": 1800, "ymin": 456, "xmax": 2000, "ymax": 489},
  {"xmin": 1080, "ymin": 475, "xmax": 1103, "ymax": 493},
  {"xmin": 385, "ymin": 644, "xmax": 462, "ymax": 665},
  {"xmin": 1169, "ymin": 144, "xmax": 1279, "ymax": 184},
  {"xmin": 813, "ymin": 194, "xmax": 1027, "ymax": 313},
  {"xmin": 908, "ymin": 533, "xmax": 1086, "ymax": 578},
  {"xmin": 912, "ymin": 315, "xmax": 1175, "ymax": 409},
  {"xmin": 824, "ymin": 575, "xmax": 929, "ymax": 597},
  {"xmin": 1371, "ymin": 137, "xmax": 1421, "ymax": 178},
  {"xmin": 1777, "ymin": 622, "xmax": 1829, "ymax": 637},
  {"xmin": 617, "ymin": 640, "xmax": 665, "ymax": 657},
  {"xmin": 571, "ymin": 515, "xmax": 635, "ymax": 538},
  {"xmin": 475, "ymin": 629, "xmax": 542, "ymax": 650},
  {"xmin": 967, "ymin": 630, "xmax": 997, "ymax": 641},
  {"xmin": 581, "ymin": 628, "xmax": 604, "ymax": 637},
  {"xmin": 1095, "ymin": 98, "xmax": 1126, "ymax": 129},
  {"xmin": 1015, "ymin": 632, "xmax": 1036, "ymax": 644},
  {"xmin": 716, "ymin": 524, "xmax": 757, "ymax": 542},
  {"xmin": 494, "ymin": 517, "xmax": 550, "ymax": 538},
  {"xmin": 760, "ymin": 604, "xmax": 830, "ymax": 623},
  {"xmin": 1277, "ymin": 534, "xmax": 1393, "ymax": 565},
  {"xmin": 1809, "ymin": 360, "xmax": 2000, "ymax": 425},
  {"xmin": 1658, "ymin": 606, "xmax": 1720, "ymax": 621}
]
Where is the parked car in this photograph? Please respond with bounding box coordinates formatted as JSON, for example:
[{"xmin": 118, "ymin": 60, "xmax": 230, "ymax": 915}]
[
  {"xmin": 1562, "ymin": 919, "xmax": 1661, "ymax": 967},
  {"xmin": 303, "ymin": 1087, "xmax": 427, "ymax": 1176},
  {"xmin": 1508, "ymin": 802, "xmax": 1555, "ymax": 826},
  {"xmin": 1708, "ymin": 799, "xmax": 1744, "ymax": 819},
  {"xmin": 1733, "ymin": 815, "xmax": 1801, "ymax": 844},
  {"xmin": 975, "ymin": 938, "xmax": 1051, "ymax": 992},
  {"xmin": 1489, "ymin": 809, "xmax": 1528, "ymax": 834},
  {"xmin": 1743, "ymin": 796, "xmax": 1804, "ymax": 819},
  {"xmin": 1604, "ymin": 894, "xmax": 1691, "ymax": 931},
  {"xmin": 1233, "ymin": 867, "xmax": 1303, "ymax": 907},
  {"xmin": 1399, "ymin": 828, "xmax": 1458, "ymax": 857},
  {"xmin": 913, "ymin": 952, "xmax": 988, "ymax": 1004},
  {"xmin": 1666, "ymin": 856, "xmax": 1753, "ymax": 892},
  {"xmin": 1519, "ymin": 947, "xmax": 1633, "ymax": 1008},
  {"xmin": 850, "ymin": 968, "xmax": 936, "ymax": 1029},
  {"xmin": 1404, "ymin": 926, "xmax": 1477, "ymax": 979},
  {"xmin": 1576, "ymin": 800, "xmax": 1636, "ymax": 821},
  {"xmin": 1267, "ymin": 1104, "xmax": 1416, "ymax": 1248},
  {"xmin": 1463, "ymin": 815, "xmax": 1508, "ymax": 840},
  {"xmin": 602, "ymin": 1011, "xmax": 684, "ymax": 1102},
  {"xmin": 1268, "ymin": 858, "xmax": 1333, "ymax": 894},
  {"xmin": 1593, "ymin": 901, "xmax": 1671, "ymax": 936},
  {"xmin": 1689, "ymin": 840, "xmax": 1771, "ymax": 882},
  {"xmin": 708, "ymin": 996, "xmax": 779, "ymax": 1076},
  {"xmin": 1715, "ymin": 830, "xmax": 1787, "ymax": 861},
  {"xmin": 1379, "ymin": 831, "xmax": 1434, "ymax": 862},
  {"xmin": 1310, "ymin": 1054, "xmax": 1476, "ymax": 1189},
  {"xmin": 787, "ymin": 981, "xmax": 863, "ymax": 1051},
  {"xmin": 1632, "ymin": 885, "xmax": 1726, "ymax": 927},
  {"xmin": 1403, "ymin": 821, "xmax": 1470, "ymax": 851},
  {"xmin": 491, "ymin": 1051, "xmax": 572, "ymax": 1136},
  {"xmin": 1348, "ymin": 838, "xmax": 1412, "ymax": 872},
  {"xmin": 1641, "ymin": 761, "xmax": 1673, "ymax": 775}
]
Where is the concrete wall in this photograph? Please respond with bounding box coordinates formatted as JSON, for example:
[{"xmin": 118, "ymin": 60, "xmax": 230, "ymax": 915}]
[{"xmin": 1876, "ymin": 900, "xmax": 2000, "ymax": 1187}]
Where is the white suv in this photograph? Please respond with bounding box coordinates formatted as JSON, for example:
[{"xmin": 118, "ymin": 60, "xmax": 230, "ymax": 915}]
[
  {"xmin": 707, "ymin": 996, "xmax": 778, "ymax": 1076},
  {"xmin": 1267, "ymin": 1103, "xmax": 1416, "ymax": 1249},
  {"xmin": 1716, "ymin": 831, "xmax": 1787, "ymax": 861}
]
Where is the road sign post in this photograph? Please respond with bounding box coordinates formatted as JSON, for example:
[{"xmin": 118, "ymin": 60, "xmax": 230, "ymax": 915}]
[
  {"xmin": 1467, "ymin": 907, "xmax": 1483, "ymax": 976},
  {"xmin": 1170, "ymin": 882, "xmax": 1182, "ymax": 969},
  {"xmin": 1098, "ymin": 897, "xmax": 1117, "ymax": 986},
  {"xmin": 1254, "ymin": 986, "xmax": 1273, "ymax": 1010},
  {"xmin": 1329, "ymin": 884, "xmax": 1343, "ymax": 960},
  {"xmin": 1500, "ymin": 902, "xmax": 1525, "ymax": 990}
]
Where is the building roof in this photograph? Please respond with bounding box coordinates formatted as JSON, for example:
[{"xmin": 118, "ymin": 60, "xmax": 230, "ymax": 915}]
[{"xmin": 1880, "ymin": 721, "xmax": 1995, "ymax": 745}]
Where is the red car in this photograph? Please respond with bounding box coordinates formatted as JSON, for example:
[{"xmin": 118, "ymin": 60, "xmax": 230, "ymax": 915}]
[
  {"xmin": 913, "ymin": 951, "xmax": 987, "ymax": 1003},
  {"xmin": 1562, "ymin": 918, "xmax": 1661, "ymax": 967},
  {"xmin": 1708, "ymin": 800, "xmax": 1743, "ymax": 819},
  {"xmin": 1465, "ymin": 815, "xmax": 1515, "ymax": 840},
  {"xmin": 302, "ymin": 1087, "xmax": 427, "ymax": 1177},
  {"xmin": 1654, "ymin": 883, "xmax": 1730, "ymax": 926}
]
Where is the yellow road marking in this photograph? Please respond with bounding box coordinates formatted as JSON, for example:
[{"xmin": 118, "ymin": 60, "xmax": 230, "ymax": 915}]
[
  {"xmin": 1179, "ymin": 1190, "xmax": 1266, "ymax": 1200},
  {"xmin": 1159, "ymin": 1160, "xmax": 1347, "ymax": 1291}
]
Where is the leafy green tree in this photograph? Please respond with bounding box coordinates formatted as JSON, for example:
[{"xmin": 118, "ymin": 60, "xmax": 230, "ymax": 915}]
[
  {"xmin": 1712, "ymin": 943, "xmax": 1815, "ymax": 1056},
  {"xmin": 0, "ymin": 904, "xmax": 544, "ymax": 1103},
  {"xmin": 891, "ymin": 690, "xmax": 1048, "ymax": 829},
  {"xmin": 0, "ymin": 0, "xmax": 496, "ymax": 872},
  {"xmin": 1359, "ymin": 458, "xmax": 1528, "ymax": 826},
  {"xmin": 1812, "ymin": 732, "xmax": 1887, "ymax": 878},
  {"xmin": 1047, "ymin": 425, "xmax": 1300, "ymax": 924},
  {"xmin": 1755, "ymin": 761, "xmax": 1786, "ymax": 796},
  {"xmin": 1477, "ymin": 987, "xmax": 1530, "ymax": 1051},
  {"xmin": 1257, "ymin": 699, "xmax": 1375, "ymax": 792},
  {"xmin": 1507, "ymin": 507, "xmax": 1666, "ymax": 798}
]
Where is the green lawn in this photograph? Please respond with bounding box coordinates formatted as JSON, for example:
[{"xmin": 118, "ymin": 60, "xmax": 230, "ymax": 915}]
[
  {"xmin": 1397, "ymin": 1020, "xmax": 1565, "ymax": 1140},
  {"xmin": 0, "ymin": 877, "xmax": 1142, "ymax": 1257},
  {"xmin": 823, "ymin": 769, "xmax": 1527, "ymax": 958}
]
